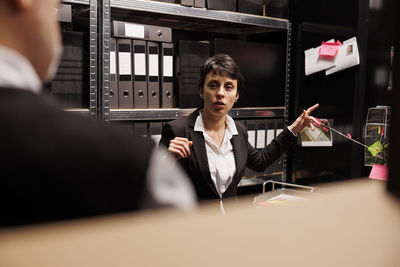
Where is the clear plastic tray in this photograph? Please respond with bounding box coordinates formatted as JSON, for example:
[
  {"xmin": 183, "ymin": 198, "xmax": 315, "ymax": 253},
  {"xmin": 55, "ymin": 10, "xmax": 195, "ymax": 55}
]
[{"xmin": 254, "ymin": 180, "xmax": 318, "ymax": 207}]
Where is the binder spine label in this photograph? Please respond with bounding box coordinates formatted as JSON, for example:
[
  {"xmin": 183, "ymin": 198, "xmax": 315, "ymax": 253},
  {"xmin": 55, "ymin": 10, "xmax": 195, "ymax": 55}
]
[
  {"xmin": 118, "ymin": 44, "xmax": 131, "ymax": 77},
  {"xmin": 163, "ymin": 49, "xmax": 173, "ymax": 78},
  {"xmin": 125, "ymin": 24, "xmax": 145, "ymax": 39},
  {"xmin": 134, "ymin": 55, "xmax": 146, "ymax": 76}
]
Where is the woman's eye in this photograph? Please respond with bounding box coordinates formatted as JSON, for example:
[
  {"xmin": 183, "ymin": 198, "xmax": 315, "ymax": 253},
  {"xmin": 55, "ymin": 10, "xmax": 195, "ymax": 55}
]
[
  {"xmin": 209, "ymin": 83, "xmax": 217, "ymax": 89},
  {"xmin": 226, "ymin": 85, "xmax": 233, "ymax": 90}
]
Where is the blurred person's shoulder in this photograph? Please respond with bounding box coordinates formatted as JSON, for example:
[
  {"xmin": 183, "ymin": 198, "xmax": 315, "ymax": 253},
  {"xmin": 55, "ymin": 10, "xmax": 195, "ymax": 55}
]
[{"xmin": 0, "ymin": 87, "xmax": 155, "ymax": 157}]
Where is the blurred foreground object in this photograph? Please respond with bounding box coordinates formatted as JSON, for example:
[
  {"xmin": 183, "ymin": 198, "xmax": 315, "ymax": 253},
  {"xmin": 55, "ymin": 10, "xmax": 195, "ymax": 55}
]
[{"xmin": 0, "ymin": 179, "xmax": 399, "ymax": 267}]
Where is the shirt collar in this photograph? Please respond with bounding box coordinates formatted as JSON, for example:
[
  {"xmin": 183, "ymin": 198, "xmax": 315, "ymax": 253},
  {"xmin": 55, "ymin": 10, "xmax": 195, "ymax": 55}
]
[
  {"xmin": 225, "ymin": 114, "xmax": 238, "ymax": 135},
  {"xmin": 194, "ymin": 111, "xmax": 238, "ymax": 136},
  {"xmin": 0, "ymin": 45, "xmax": 42, "ymax": 93}
]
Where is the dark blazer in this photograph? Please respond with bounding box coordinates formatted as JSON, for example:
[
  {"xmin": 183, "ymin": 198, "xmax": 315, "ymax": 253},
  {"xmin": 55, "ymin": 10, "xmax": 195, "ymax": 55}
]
[
  {"xmin": 0, "ymin": 88, "xmax": 155, "ymax": 227},
  {"xmin": 159, "ymin": 108, "xmax": 297, "ymax": 200}
]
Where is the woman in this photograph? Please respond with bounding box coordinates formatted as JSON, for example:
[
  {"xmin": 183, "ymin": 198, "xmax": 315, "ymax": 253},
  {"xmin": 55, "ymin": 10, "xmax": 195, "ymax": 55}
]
[{"xmin": 159, "ymin": 54, "xmax": 319, "ymax": 200}]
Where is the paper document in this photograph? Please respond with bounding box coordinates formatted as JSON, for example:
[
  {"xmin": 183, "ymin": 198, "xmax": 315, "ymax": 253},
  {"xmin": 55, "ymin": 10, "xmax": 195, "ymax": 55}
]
[
  {"xmin": 301, "ymin": 118, "xmax": 333, "ymax": 147},
  {"xmin": 304, "ymin": 39, "xmax": 336, "ymax": 75},
  {"xmin": 325, "ymin": 37, "xmax": 360, "ymax": 75},
  {"xmin": 256, "ymin": 194, "xmax": 304, "ymax": 207}
]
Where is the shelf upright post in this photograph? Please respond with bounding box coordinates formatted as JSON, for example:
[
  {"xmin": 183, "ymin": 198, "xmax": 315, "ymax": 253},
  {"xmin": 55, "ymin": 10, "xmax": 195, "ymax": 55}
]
[
  {"xmin": 89, "ymin": 0, "xmax": 98, "ymax": 117},
  {"xmin": 98, "ymin": 0, "xmax": 111, "ymax": 121},
  {"xmin": 281, "ymin": 21, "xmax": 292, "ymax": 183}
]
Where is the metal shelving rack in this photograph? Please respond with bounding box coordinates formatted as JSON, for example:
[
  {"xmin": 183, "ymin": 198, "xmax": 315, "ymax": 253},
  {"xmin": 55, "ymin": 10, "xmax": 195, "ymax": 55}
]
[
  {"xmin": 103, "ymin": 0, "xmax": 291, "ymax": 122},
  {"xmin": 109, "ymin": 107, "xmax": 285, "ymax": 121},
  {"xmin": 61, "ymin": 0, "xmax": 97, "ymax": 117},
  {"xmin": 60, "ymin": 0, "xmax": 291, "ymax": 124},
  {"xmin": 57, "ymin": 0, "xmax": 291, "ymax": 184},
  {"xmin": 99, "ymin": 0, "xmax": 292, "ymax": 183}
]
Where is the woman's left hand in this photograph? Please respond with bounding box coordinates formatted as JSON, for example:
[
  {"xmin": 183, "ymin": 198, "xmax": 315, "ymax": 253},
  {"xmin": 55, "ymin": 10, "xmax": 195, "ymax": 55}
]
[{"xmin": 289, "ymin": 104, "xmax": 320, "ymax": 135}]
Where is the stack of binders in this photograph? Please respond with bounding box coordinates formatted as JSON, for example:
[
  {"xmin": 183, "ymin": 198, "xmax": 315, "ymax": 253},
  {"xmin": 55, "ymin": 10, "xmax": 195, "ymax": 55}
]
[{"xmin": 110, "ymin": 21, "xmax": 174, "ymax": 109}]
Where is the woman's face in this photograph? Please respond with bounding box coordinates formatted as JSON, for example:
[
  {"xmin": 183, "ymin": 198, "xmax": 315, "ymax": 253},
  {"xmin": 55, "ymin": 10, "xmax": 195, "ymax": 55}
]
[{"xmin": 201, "ymin": 71, "xmax": 239, "ymax": 119}]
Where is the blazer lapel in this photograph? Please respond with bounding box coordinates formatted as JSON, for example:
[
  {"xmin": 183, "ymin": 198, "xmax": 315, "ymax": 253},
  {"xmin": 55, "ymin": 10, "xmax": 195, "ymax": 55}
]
[{"xmin": 225, "ymin": 130, "xmax": 246, "ymax": 195}]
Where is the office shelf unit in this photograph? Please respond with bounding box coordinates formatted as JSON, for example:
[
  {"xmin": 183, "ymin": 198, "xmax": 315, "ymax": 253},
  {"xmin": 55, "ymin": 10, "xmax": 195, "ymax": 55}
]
[
  {"xmin": 56, "ymin": 0, "xmax": 292, "ymax": 187},
  {"xmin": 109, "ymin": 107, "xmax": 285, "ymax": 121},
  {"xmin": 289, "ymin": 0, "xmax": 369, "ymax": 184},
  {"xmin": 104, "ymin": 0, "xmax": 291, "ymax": 186},
  {"xmin": 102, "ymin": 0, "xmax": 291, "ymax": 119}
]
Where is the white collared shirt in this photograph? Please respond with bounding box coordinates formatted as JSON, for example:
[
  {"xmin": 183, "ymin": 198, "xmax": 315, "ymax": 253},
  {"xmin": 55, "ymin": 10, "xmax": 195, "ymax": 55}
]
[
  {"xmin": 194, "ymin": 112, "xmax": 238, "ymax": 198},
  {"xmin": 0, "ymin": 45, "xmax": 42, "ymax": 93}
]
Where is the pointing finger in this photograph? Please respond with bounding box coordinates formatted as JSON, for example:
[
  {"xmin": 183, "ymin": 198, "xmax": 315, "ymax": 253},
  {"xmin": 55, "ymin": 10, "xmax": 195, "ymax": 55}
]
[{"xmin": 306, "ymin": 103, "xmax": 319, "ymax": 115}]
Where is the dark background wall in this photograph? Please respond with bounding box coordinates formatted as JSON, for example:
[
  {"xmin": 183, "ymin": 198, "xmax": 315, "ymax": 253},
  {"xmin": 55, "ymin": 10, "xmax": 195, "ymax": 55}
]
[{"xmin": 288, "ymin": 0, "xmax": 396, "ymax": 185}]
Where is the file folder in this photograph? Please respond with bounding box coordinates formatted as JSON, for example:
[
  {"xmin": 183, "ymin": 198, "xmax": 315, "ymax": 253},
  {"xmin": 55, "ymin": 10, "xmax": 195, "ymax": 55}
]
[
  {"xmin": 133, "ymin": 40, "xmax": 148, "ymax": 108},
  {"xmin": 256, "ymin": 120, "xmax": 266, "ymax": 149},
  {"xmin": 147, "ymin": 41, "xmax": 160, "ymax": 108},
  {"xmin": 237, "ymin": 0, "xmax": 263, "ymax": 16},
  {"xmin": 161, "ymin": 43, "xmax": 174, "ymax": 108},
  {"xmin": 117, "ymin": 38, "xmax": 133, "ymax": 108},
  {"xmin": 194, "ymin": 0, "xmax": 206, "ymax": 7},
  {"xmin": 180, "ymin": 0, "xmax": 194, "ymax": 6},
  {"xmin": 113, "ymin": 21, "xmax": 172, "ymax": 43},
  {"xmin": 206, "ymin": 0, "xmax": 236, "ymax": 11},
  {"xmin": 247, "ymin": 120, "xmax": 256, "ymax": 148},
  {"xmin": 109, "ymin": 38, "xmax": 119, "ymax": 109},
  {"xmin": 178, "ymin": 40, "xmax": 210, "ymax": 108}
]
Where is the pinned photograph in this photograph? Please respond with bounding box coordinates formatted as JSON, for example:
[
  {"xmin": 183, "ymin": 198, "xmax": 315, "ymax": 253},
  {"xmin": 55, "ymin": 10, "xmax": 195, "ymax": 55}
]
[{"xmin": 346, "ymin": 44, "xmax": 353, "ymax": 56}]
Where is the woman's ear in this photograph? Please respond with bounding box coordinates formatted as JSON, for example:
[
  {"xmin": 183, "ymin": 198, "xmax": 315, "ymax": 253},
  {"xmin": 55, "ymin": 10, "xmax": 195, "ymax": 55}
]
[
  {"xmin": 199, "ymin": 88, "xmax": 204, "ymax": 99},
  {"xmin": 235, "ymin": 93, "xmax": 239, "ymax": 103}
]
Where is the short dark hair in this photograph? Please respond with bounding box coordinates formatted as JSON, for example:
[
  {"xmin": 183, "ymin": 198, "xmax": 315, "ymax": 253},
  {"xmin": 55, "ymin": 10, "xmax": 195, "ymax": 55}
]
[{"xmin": 199, "ymin": 54, "xmax": 244, "ymax": 95}]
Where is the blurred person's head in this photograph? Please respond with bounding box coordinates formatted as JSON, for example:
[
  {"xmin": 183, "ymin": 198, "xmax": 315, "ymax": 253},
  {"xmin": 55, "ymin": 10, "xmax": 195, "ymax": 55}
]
[{"xmin": 0, "ymin": 0, "xmax": 62, "ymax": 82}]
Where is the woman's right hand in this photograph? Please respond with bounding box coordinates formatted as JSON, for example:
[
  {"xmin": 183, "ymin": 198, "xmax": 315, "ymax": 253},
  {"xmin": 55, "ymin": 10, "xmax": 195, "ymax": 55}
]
[{"xmin": 168, "ymin": 137, "xmax": 193, "ymax": 159}]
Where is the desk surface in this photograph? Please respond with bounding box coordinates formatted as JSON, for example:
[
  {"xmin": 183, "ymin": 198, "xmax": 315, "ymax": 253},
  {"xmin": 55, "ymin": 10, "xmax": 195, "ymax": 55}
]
[{"xmin": 0, "ymin": 179, "xmax": 399, "ymax": 267}]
